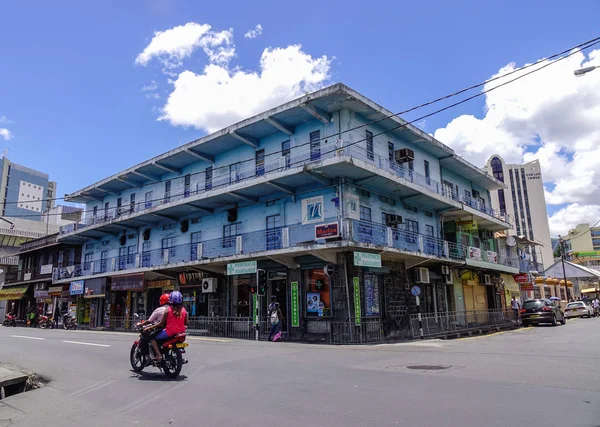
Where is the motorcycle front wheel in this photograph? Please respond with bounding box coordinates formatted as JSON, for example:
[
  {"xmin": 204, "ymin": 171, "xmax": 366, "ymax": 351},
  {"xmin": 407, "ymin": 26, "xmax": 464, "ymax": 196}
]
[
  {"xmin": 39, "ymin": 322, "xmax": 47, "ymax": 329},
  {"xmin": 163, "ymin": 349, "xmax": 183, "ymax": 379},
  {"xmin": 130, "ymin": 343, "xmax": 145, "ymax": 372}
]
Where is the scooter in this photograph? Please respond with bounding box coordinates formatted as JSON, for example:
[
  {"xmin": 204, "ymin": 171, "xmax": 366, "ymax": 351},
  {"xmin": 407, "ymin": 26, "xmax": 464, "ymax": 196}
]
[{"xmin": 2, "ymin": 313, "xmax": 16, "ymax": 327}]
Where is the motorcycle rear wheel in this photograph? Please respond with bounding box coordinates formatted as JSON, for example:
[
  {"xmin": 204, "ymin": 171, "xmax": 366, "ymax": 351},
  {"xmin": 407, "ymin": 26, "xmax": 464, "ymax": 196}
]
[
  {"xmin": 163, "ymin": 349, "xmax": 183, "ymax": 379},
  {"xmin": 39, "ymin": 322, "xmax": 47, "ymax": 329},
  {"xmin": 130, "ymin": 343, "xmax": 145, "ymax": 372}
]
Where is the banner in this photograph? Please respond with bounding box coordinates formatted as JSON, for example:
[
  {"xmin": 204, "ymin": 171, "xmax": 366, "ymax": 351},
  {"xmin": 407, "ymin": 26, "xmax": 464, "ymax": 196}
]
[
  {"xmin": 301, "ymin": 196, "xmax": 324, "ymax": 224},
  {"xmin": 468, "ymin": 247, "xmax": 482, "ymax": 261},
  {"xmin": 353, "ymin": 277, "xmax": 361, "ymax": 325},
  {"xmin": 291, "ymin": 282, "xmax": 299, "ymax": 327}
]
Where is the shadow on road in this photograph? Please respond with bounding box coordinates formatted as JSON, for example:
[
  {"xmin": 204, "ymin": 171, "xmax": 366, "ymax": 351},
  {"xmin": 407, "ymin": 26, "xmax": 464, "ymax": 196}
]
[{"xmin": 130, "ymin": 370, "xmax": 187, "ymax": 382}]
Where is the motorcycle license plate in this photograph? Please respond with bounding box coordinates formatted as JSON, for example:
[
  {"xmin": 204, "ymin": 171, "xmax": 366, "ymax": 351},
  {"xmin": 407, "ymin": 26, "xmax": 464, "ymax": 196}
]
[
  {"xmin": 175, "ymin": 343, "xmax": 188, "ymax": 348},
  {"xmin": 531, "ymin": 315, "xmax": 540, "ymax": 318}
]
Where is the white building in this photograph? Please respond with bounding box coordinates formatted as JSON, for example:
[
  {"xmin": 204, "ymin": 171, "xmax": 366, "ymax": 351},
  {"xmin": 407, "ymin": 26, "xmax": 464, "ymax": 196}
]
[
  {"xmin": 43, "ymin": 205, "xmax": 83, "ymax": 227},
  {"xmin": 485, "ymin": 155, "xmax": 553, "ymax": 270}
]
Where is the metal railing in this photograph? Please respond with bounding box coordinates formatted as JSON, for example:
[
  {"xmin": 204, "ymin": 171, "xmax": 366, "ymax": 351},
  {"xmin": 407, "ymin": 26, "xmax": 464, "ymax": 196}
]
[
  {"xmin": 329, "ymin": 318, "xmax": 383, "ymax": 344},
  {"xmin": 60, "ymin": 140, "xmax": 512, "ymax": 237},
  {"xmin": 349, "ymin": 219, "xmax": 465, "ymax": 261},
  {"xmin": 410, "ymin": 309, "xmax": 518, "ymax": 339},
  {"xmin": 0, "ymin": 256, "xmax": 19, "ymax": 266},
  {"xmin": 466, "ymin": 247, "xmax": 519, "ymax": 269}
]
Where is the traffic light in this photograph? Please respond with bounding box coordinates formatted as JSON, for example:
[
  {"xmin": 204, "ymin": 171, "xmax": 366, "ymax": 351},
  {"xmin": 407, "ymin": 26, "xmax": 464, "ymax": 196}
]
[
  {"xmin": 257, "ymin": 269, "xmax": 267, "ymax": 295},
  {"xmin": 249, "ymin": 284, "xmax": 256, "ymax": 294}
]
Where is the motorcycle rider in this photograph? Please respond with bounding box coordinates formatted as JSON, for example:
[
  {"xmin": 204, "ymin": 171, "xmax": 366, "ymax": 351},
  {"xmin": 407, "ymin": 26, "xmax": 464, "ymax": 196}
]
[
  {"xmin": 137, "ymin": 294, "xmax": 170, "ymax": 356},
  {"xmin": 148, "ymin": 291, "xmax": 188, "ymax": 362},
  {"xmin": 592, "ymin": 297, "xmax": 600, "ymax": 317}
]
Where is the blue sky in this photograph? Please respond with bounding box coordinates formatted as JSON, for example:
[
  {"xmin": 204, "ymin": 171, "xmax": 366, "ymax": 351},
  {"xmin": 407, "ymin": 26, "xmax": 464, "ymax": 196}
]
[{"xmin": 1, "ymin": 0, "xmax": 600, "ymax": 234}]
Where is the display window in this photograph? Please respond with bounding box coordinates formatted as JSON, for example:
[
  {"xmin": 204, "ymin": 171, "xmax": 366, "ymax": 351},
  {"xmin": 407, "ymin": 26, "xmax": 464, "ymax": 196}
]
[{"xmin": 304, "ymin": 268, "xmax": 331, "ymax": 317}]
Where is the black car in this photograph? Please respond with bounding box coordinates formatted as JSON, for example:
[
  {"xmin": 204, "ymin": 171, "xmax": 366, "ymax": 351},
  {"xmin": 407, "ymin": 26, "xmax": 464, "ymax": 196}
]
[{"xmin": 520, "ymin": 299, "xmax": 566, "ymax": 327}]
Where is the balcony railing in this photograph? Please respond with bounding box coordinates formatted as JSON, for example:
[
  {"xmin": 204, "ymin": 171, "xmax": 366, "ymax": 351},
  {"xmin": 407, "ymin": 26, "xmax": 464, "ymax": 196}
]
[
  {"xmin": 15, "ymin": 264, "xmax": 56, "ymax": 282},
  {"xmin": 60, "ymin": 140, "xmax": 512, "ymax": 236},
  {"xmin": 345, "ymin": 144, "xmax": 513, "ymax": 225},
  {"xmin": 519, "ymin": 259, "xmax": 544, "ymax": 274},
  {"xmin": 349, "ymin": 219, "xmax": 465, "ymax": 261},
  {"xmin": 19, "ymin": 234, "xmax": 59, "ymax": 253},
  {"xmin": 465, "ymin": 246, "xmax": 519, "ymax": 269},
  {"xmin": 0, "ymin": 256, "xmax": 19, "ymax": 266}
]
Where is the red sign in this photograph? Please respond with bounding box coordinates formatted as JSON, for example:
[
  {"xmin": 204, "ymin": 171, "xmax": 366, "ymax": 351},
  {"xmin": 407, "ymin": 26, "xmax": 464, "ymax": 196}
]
[
  {"xmin": 514, "ymin": 274, "xmax": 529, "ymax": 283},
  {"xmin": 520, "ymin": 283, "xmax": 534, "ymax": 291},
  {"xmin": 315, "ymin": 223, "xmax": 339, "ymax": 239}
]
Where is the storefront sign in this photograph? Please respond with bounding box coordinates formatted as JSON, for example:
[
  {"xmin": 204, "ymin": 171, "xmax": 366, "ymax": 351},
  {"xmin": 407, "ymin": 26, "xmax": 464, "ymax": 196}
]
[
  {"xmin": 148, "ymin": 279, "xmax": 175, "ymax": 289},
  {"xmin": 457, "ymin": 220, "xmax": 478, "ymax": 231},
  {"xmin": 177, "ymin": 272, "xmax": 206, "ymax": 286},
  {"xmin": 467, "ymin": 247, "xmax": 482, "ymax": 261},
  {"xmin": 84, "ymin": 277, "xmax": 107, "ymax": 298},
  {"xmin": 111, "ymin": 274, "xmax": 144, "ymax": 291},
  {"xmin": 364, "ymin": 274, "xmax": 380, "ymax": 316},
  {"xmin": 48, "ymin": 286, "xmax": 63, "ymax": 295},
  {"xmin": 345, "ymin": 193, "xmax": 360, "ymax": 220},
  {"xmin": 227, "ymin": 261, "xmax": 257, "ymax": 276},
  {"xmin": 34, "ymin": 290, "xmax": 49, "ymax": 299},
  {"xmin": 353, "ymin": 251, "xmax": 382, "ymax": 268},
  {"xmin": 291, "ymin": 282, "xmax": 299, "ymax": 327},
  {"xmin": 514, "ymin": 274, "xmax": 529, "ymax": 283},
  {"xmin": 486, "ymin": 251, "xmax": 498, "ymax": 264},
  {"xmin": 315, "ymin": 222, "xmax": 339, "ymax": 239},
  {"xmin": 70, "ymin": 280, "xmax": 84, "ymax": 296},
  {"xmin": 24, "ymin": 272, "xmax": 32, "ymax": 281},
  {"xmin": 324, "ymin": 264, "xmax": 335, "ymax": 277},
  {"xmin": 520, "ymin": 283, "xmax": 534, "ymax": 291},
  {"xmin": 301, "ymin": 196, "xmax": 324, "ymax": 224},
  {"xmin": 40, "ymin": 264, "xmax": 53, "ymax": 275},
  {"xmin": 353, "ymin": 277, "xmax": 361, "ymax": 325}
]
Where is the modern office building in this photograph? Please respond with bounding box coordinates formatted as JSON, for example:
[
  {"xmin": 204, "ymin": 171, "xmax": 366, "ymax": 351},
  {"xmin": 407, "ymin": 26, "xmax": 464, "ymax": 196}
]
[
  {"xmin": 562, "ymin": 223, "xmax": 600, "ymax": 268},
  {"xmin": 0, "ymin": 156, "xmax": 55, "ymax": 222},
  {"xmin": 485, "ymin": 156, "xmax": 553, "ymax": 272},
  {"xmin": 52, "ymin": 83, "xmax": 518, "ymax": 341}
]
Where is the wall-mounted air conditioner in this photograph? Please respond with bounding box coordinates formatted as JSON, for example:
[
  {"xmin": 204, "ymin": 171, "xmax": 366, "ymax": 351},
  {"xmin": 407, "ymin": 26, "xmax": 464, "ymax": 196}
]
[
  {"xmin": 415, "ymin": 267, "xmax": 430, "ymax": 284},
  {"xmin": 202, "ymin": 278, "xmax": 217, "ymax": 293}
]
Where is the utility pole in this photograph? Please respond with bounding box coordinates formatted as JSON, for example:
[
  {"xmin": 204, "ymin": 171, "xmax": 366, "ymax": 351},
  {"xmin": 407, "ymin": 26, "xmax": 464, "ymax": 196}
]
[{"xmin": 558, "ymin": 235, "xmax": 569, "ymax": 300}]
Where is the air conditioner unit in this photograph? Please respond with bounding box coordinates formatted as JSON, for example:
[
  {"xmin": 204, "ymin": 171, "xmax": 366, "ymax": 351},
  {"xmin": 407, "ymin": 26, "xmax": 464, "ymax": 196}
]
[
  {"xmin": 202, "ymin": 278, "xmax": 217, "ymax": 293},
  {"xmin": 441, "ymin": 274, "xmax": 453, "ymax": 285},
  {"xmin": 394, "ymin": 148, "xmax": 415, "ymax": 163},
  {"xmin": 482, "ymin": 274, "xmax": 492, "ymax": 285},
  {"xmin": 441, "ymin": 265, "xmax": 450, "ymax": 275},
  {"xmin": 472, "ymin": 189, "xmax": 481, "ymax": 198},
  {"xmin": 414, "ymin": 267, "xmax": 430, "ymax": 284}
]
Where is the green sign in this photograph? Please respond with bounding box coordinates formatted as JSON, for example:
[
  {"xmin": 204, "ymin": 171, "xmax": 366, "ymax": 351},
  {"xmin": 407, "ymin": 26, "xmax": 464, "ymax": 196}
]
[
  {"xmin": 353, "ymin": 277, "xmax": 361, "ymax": 325},
  {"xmin": 253, "ymin": 293, "xmax": 258, "ymax": 326},
  {"xmin": 227, "ymin": 260, "xmax": 257, "ymax": 275},
  {"xmin": 353, "ymin": 251, "xmax": 382, "ymax": 268},
  {"xmin": 291, "ymin": 282, "xmax": 300, "ymax": 327}
]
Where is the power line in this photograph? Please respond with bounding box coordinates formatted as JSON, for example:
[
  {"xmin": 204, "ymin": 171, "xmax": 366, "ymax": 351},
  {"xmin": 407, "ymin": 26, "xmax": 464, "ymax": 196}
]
[
  {"xmin": 562, "ymin": 218, "xmax": 600, "ymax": 242},
  {"xmin": 3, "ymin": 37, "xmax": 600, "ymax": 220}
]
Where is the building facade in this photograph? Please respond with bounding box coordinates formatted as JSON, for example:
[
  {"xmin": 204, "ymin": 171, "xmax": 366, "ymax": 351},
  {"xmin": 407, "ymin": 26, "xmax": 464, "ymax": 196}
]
[
  {"xmin": 562, "ymin": 223, "xmax": 600, "ymax": 269},
  {"xmin": 52, "ymin": 84, "xmax": 518, "ymax": 341},
  {"xmin": 485, "ymin": 156, "xmax": 553, "ymax": 273}
]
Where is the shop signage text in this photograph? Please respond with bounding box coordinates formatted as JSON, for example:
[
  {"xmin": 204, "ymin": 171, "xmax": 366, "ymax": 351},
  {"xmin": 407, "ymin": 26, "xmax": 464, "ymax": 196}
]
[
  {"xmin": 315, "ymin": 222, "xmax": 339, "ymax": 239},
  {"xmin": 34, "ymin": 290, "xmax": 49, "ymax": 299},
  {"xmin": 111, "ymin": 274, "xmax": 144, "ymax": 291},
  {"xmin": 70, "ymin": 280, "xmax": 84, "ymax": 296},
  {"xmin": 513, "ymin": 274, "xmax": 529, "ymax": 283},
  {"xmin": 520, "ymin": 283, "xmax": 534, "ymax": 291},
  {"xmin": 468, "ymin": 247, "xmax": 482, "ymax": 261},
  {"xmin": 40, "ymin": 264, "xmax": 54, "ymax": 275},
  {"xmin": 227, "ymin": 261, "xmax": 257, "ymax": 276},
  {"xmin": 457, "ymin": 220, "xmax": 478, "ymax": 231},
  {"xmin": 148, "ymin": 279, "xmax": 175, "ymax": 289},
  {"xmin": 353, "ymin": 251, "xmax": 382, "ymax": 268},
  {"xmin": 353, "ymin": 277, "xmax": 361, "ymax": 325},
  {"xmin": 178, "ymin": 272, "xmax": 207, "ymax": 286},
  {"xmin": 48, "ymin": 286, "xmax": 63, "ymax": 294},
  {"xmin": 291, "ymin": 282, "xmax": 299, "ymax": 328}
]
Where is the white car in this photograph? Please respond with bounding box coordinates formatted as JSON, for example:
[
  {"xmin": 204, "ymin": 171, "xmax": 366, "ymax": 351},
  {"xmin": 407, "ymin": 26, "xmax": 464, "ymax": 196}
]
[{"xmin": 564, "ymin": 301, "xmax": 593, "ymax": 318}]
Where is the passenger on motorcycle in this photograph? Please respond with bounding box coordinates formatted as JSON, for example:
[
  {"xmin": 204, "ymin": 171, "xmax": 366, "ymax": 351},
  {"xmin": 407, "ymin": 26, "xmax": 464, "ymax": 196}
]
[
  {"xmin": 137, "ymin": 294, "xmax": 170, "ymax": 356},
  {"xmin": 149, "ymin": 291, "xmax": 188, "ymax": 361}
]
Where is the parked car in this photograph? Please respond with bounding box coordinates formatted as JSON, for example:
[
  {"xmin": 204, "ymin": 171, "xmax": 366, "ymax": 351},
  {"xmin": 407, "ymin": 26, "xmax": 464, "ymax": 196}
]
[
  {"xmin": 564, "ymin": 301, "xmax": 593, "ymax": 318},
  {"xmin": 520, "ymin": 299, "xmax": 566, "ymax": 327}
]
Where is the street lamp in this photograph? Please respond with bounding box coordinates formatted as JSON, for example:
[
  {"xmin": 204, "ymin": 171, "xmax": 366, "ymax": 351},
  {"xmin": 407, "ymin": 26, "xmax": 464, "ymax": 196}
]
[
  {"xmin": 558, "ymin": 235, "xmax": 570, "ymax": 301},
  {"xmin": 574, "ymin": 65, "xmax": 598, "ymax": 76}
]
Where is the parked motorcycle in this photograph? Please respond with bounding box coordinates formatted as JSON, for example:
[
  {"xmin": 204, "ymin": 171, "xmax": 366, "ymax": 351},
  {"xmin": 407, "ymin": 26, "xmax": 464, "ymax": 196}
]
[
  {"xmin": 2, "ymin": 313, "xmax": 16, "ymax": 327},
  {"xmin": 38, "ymin": 313, "xmax": 55, "ymax": 329},
  {"xmin": 130, "ymin": 325, "xmax": 188, "ymax": 378},
  {"xmin": 62, "ymin": 313, "xmax": 77, "ymax": 330}
]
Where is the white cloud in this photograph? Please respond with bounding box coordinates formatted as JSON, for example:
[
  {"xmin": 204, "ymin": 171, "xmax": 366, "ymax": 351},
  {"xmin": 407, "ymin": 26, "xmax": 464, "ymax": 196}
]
[
  {"xmin": 135, "ymin": 22, "xmax": 234, "ymax": 73},
  {"xmin": 159, "ymin": 43, "xmax": 331, "ymax": 132},
  {"xmin": 141, "ymin": 80, "xmax": 158, "ymax": 91},
  {"xmin": 547, "ymin": 203, "xmax": 600, "ymax": 237},
  {"xmin": 244, "ymin": 24, "xmax": 263, "ymax": 39},
  {"xmin": 0, "ymin": 116, "xmax": 12, "ymax": 124},
  {"xmin": 434, "ymin": 48, "xmax": 600, "ymax": 236},
  {"xmin": 0, "ymin": 129, "xmax": 13, "ymax": 140}
]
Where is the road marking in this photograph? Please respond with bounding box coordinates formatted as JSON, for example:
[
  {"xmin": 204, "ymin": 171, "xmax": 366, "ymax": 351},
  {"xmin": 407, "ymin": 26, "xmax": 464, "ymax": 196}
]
[
  {"xmin": 62, "ymin": 340, "xmax": 111, "ymax": 347},
  {"xmin": 188, "ymin": 336, "xmax": 230, "ymax": 342},
  {"xmin": 10, "ymin": 335, "xmax": 45, "ymax": 340}
]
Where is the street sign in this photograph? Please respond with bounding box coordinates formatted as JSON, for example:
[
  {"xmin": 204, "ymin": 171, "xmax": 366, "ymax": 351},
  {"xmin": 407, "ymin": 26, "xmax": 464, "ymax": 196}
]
[
  {"xmin": 291, "ymin": 282, "xmax": 300, "ymax": 327},
  {"xmin": 353, "ymin": 277, "xmax": 361, "ymax": 325},
  {"xmin": 411, "ymin": 285, "xmax": 421, "ymax": 297},
  {"xmin": 324, "ymin": 263, "xmax": 335, "ymax": 277},
  {"xmin": 227, "ymin": 261, "xmax": 257, "ymax": 275},
  {"xmin": 353, "ymin": 251, "xmax": 382, "ymax": 268}
]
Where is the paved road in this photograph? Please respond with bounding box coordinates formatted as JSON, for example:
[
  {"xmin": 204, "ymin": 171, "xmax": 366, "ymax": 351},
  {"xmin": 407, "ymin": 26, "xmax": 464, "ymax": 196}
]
[{"xmin": 0, "ymin": 318, "xmax": 599, "ymax": 427}]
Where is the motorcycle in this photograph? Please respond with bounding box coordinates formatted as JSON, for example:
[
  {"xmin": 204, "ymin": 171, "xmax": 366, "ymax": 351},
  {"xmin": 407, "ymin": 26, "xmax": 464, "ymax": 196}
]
[
  {"xmin": 38, "ymin": 313, "xmax": 55, "ymax": 329},
  {"xmin": 62, "ymin": 313, "xmax": 77, "ymax": 330},
  {"xmin": 130, "ymin": 325, "xmax": 189, "ymax": 379},
  {"xmin": 2, "ymin": 313, "xmax": 16, "ymax": 327}
]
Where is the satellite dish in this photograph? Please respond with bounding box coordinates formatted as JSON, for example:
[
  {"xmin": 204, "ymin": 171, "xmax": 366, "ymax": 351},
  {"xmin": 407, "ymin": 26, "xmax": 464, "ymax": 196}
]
[{"xmin": 506, "ymin": 236, "xmax": 516, "ymax": 247}]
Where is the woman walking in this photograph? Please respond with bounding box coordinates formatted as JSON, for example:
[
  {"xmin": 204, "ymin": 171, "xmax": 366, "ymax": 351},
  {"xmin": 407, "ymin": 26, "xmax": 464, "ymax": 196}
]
[{"xmin": 267, "ymin": 295, "xmax": 284, "ymax": 342}]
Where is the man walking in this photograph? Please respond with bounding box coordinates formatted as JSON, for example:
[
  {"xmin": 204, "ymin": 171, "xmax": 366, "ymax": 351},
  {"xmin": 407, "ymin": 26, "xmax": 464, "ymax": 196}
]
[
  {"xmin": 592, "ymin": 297, "xmax": 600, "ymax": 317},
  {"xmin": 511, "ymin": 296, "xmax": 521, "ymax": 322}
]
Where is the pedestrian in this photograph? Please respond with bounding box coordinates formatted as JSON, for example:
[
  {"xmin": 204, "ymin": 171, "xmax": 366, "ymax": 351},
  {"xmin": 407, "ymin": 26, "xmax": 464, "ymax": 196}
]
[
  {"xmin": 592, "ymin": 297, "xmax": 600, "ymax": 317},
  {"xmin": 267, "ymin": 295, "xmax": 284, "ymax": 342},
  {"xmin": 510, "ymin": 296, "xmax": 521, "ymax": 322},
  {"xmin": 54, "ymin": 304, "xmax": 60, "ymax": 328}
]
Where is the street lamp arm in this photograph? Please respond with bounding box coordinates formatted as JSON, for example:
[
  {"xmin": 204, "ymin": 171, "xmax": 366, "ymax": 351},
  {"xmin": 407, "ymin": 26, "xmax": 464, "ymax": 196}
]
[{"xmin": 574, "ymin": 65, "xmax": 598, "ymax": 76}]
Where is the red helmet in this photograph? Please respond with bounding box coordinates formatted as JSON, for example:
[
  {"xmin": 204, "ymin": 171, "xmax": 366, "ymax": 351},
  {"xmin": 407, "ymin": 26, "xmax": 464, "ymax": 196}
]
[{"xmin": 159, "ymin": 294, "xmax": 170, "ymax": 305}]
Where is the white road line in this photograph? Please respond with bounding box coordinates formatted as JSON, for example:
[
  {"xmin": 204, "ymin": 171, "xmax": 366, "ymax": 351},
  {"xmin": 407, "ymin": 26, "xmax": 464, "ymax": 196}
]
[
  {"xmin": 62, "ymin": 340, "xmax": 111, "ymax": 347},
  {"xmin": 10, "ymin": 335, "xmax": 45, "ymax": 340}
]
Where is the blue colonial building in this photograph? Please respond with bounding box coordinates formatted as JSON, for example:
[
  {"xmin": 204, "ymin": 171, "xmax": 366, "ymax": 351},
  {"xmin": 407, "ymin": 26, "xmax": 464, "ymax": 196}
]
[{"xmin": 53, "ymin": 83, "xmax": 518, "ymax": 341}]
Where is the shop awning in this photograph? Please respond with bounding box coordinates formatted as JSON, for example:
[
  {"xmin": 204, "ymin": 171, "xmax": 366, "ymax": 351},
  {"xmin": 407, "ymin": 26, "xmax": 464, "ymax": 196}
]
[
  {"xmin": 501, "ymin": 274, "xmax": 520, "ymax": 295},
  {"xmin": 0, "ymin": 286, "xmax": 29, "ymax": 301},
  {"xmin": 581, "ymin": 288, "xmax": 598, "ymax": 294}
]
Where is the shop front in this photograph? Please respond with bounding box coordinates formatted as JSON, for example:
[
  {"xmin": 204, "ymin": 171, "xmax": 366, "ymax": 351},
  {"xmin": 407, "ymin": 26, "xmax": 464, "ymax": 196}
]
[
  {"xmin": 33, "ymin": 283, "xmax": 52, "ymax": 315},
  {"xmin": 501, "ymin": 274, "xmax": 520, "ymax": 307},
  {"xmin": 146, "ymin": 279, "xmax": 175, "ymax": 314},
  {"xmin": 109, "ymin": 273, "xmax": 145, "ymax": 329},
  {"xmin": 69, "ymin": 280, "xmax": 85, "ymax": 324},
  {"xmin": 177, "ymin": 272, "xmax": 211, "ymax": 317},
  {"xmin": 0, "ymin": 286, "xmax": 30, "ymax": 320},
  {"xmin": 84, "ymin": 277, "xmax": 107, "ymax": 329}
]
